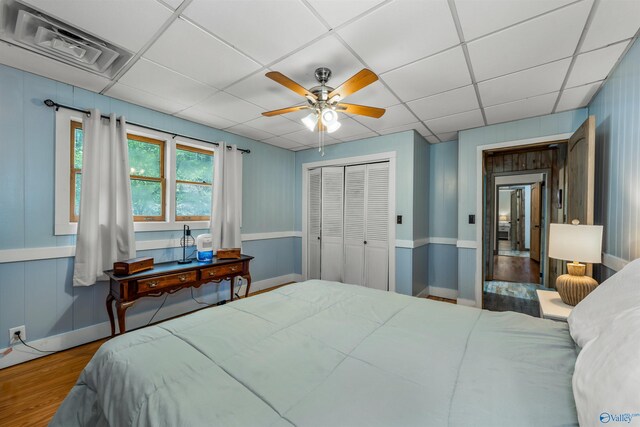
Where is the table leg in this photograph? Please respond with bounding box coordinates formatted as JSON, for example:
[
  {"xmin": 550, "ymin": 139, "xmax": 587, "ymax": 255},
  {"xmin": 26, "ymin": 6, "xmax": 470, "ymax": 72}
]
[
  {"xmin": 106, "ymin": 293, "xmax": 116, "ymax": 337},
  {"xmin": 116, "ymin": 301, "xmax": 135, "ymax": 334},
  {"xmin": 229, "ymin": 277, "xmax": 235, "ymax": 301},
  {"xmin": 243, "ymin": 273, "xmax": 252, "ymax": 298}
]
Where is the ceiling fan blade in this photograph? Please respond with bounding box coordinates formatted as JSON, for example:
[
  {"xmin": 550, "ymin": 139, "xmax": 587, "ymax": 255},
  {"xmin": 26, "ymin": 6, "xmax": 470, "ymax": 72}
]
[
  {"xmin": 262, "ymin": 105, "xmax": 310, "ymax": 117},
  {"xmin": 336, "ymin": 103, "xmax": 385, "ymax": 118},
  {"xmin": 266, "ymin": 71, "xmax": 317, "ymax": 100},
  {"xmin": 328, "ymin": 69, "xmax": 378, "ymax": 100}
]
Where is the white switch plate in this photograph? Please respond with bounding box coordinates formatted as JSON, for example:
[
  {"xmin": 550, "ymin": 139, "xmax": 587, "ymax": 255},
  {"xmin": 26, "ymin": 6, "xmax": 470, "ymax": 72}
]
[{"xmin": 9, "ymin": 325, "xmax": 26, "ymax": 344}]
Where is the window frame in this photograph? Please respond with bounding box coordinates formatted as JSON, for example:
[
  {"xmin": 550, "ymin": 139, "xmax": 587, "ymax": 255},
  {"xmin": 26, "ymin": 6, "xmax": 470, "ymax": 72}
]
[
  {"xmin": 127, "ymin": 133, "xmax": 166, "ymax": 222},
  {"xmin": 55, "ymin": 109, "xmax": 219, "ymax": 235},
  {"xmin": 174, "ymin": 143, "xmax": 214, "ymax": 222}
]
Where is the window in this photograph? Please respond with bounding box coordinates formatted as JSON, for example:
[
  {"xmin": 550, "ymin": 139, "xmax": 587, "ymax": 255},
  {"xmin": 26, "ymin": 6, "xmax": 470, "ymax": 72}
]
[
  {"xmin": 57, "ymin": 111, "xmax": 218, "ymax": 234},
  {"xmin": 70, "ymin": 123, "xmax": 166, "ymax": 222},
  {"xmin": 175, "ymin": 144, "xmax": 213, "ymax": 221}
]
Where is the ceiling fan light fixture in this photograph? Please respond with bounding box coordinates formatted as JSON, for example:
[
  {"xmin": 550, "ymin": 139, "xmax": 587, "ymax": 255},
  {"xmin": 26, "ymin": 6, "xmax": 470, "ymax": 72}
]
[
  {"xmin": 326, "ymin": 120, "xmax": 341, "ymax": 134},
  {"xmin": 321, "ymin": 108, "xmax": 338, "ymax": 125},
  {"xmin": 301, "ymin": 113, "xmax": 317, "ymax": 131}
]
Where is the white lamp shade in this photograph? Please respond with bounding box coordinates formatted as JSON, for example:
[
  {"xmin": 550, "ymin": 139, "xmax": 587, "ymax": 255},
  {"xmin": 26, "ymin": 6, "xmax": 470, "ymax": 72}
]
[{"xmin": 548, "ymin": 223, "xmax": 603, "ymax": 263}]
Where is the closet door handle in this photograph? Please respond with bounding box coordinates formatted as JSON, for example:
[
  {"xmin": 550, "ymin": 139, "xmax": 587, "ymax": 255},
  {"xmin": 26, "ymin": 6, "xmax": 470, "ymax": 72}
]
[
  {"xmin": 317, "ymin": 236, "xmax": 321, "ymax": 240},
  {"xmin": 364, "ymin": 241, "xmax": 367, "ymax": 244}
]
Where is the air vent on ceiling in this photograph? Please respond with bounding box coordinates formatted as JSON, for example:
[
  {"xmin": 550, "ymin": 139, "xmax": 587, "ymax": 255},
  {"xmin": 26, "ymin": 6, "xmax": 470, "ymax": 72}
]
[{"xmin": 0, "ymin": 0, "xmax": 132, "ymax": 78}]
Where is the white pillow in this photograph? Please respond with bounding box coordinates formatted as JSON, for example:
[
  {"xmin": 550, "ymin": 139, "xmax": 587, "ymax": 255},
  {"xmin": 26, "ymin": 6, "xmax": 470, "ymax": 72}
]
[
  {"xmin": 568, "ymin": 257, "xmax": 640, "ymax": 348},
  {"xmin": 573, "ymin": 307, "xmax": 640, "ymax": 427}
]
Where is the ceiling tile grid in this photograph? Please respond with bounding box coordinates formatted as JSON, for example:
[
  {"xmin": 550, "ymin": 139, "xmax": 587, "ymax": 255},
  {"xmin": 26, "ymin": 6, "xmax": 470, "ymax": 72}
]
[{"xmin": 2, "ymin": 0, "xmax": 638, "ymax": 148}]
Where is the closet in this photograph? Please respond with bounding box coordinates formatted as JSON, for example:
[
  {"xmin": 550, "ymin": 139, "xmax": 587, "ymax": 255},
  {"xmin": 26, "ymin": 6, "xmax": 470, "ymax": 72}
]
[{"xmin": 307, "ymin": 162, "xmax": 390, "ymax": 290}]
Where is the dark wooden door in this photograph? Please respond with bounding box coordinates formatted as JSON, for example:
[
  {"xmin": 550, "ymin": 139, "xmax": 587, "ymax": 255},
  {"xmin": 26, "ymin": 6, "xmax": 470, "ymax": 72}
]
[{"xmin": 530, "ymin": 182, "xmax": 542, "ymax": 262}]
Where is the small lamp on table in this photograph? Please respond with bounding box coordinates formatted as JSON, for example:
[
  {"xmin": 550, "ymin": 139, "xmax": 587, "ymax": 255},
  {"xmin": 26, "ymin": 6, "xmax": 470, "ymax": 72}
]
[{"xmin": 548, "ymin": 220, "xmax": 603, "ymax": 306}]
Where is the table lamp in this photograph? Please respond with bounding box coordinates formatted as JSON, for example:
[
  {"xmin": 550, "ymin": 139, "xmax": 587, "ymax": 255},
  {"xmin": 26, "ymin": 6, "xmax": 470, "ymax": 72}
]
[
  {"xmin": 499, "ymin": 214, "xmax": 508, "ymax": 221},
  {"xmin": 548, "ymin": 220, "xmax": 603, "ymax": 306}
]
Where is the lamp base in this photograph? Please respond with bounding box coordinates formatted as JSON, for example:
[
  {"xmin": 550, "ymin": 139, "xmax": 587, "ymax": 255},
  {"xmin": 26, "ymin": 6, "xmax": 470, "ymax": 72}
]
[{"xmin": 555, "ymin": 262, "xmax": 598, "ymax": 306}]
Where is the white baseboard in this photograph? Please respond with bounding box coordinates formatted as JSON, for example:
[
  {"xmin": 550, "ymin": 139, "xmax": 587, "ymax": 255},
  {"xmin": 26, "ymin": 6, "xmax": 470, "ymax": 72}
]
[
  {"xmin": 0, "ymin": 273, "xmax": 302, "ymax": 370},
  {"xmin": 427, "ymin": 286, "xmax": 458, "ymax": 300},
  {"xmin": 456, "ymin": 298, "xmax": 477, "ymax": 307}
]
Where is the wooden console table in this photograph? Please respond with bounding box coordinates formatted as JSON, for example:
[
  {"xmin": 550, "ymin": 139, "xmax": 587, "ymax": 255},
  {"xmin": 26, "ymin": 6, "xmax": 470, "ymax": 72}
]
[{"xmin": 104, "ymin": 255, "xmax": 253, "ymax": 336}]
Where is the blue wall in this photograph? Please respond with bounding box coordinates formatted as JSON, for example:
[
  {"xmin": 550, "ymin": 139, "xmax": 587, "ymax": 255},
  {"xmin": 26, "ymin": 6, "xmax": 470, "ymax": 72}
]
[
  {"xmin": 589, "ymin": 38, "xmax": 640, "ymax": 277},
  {"xmin": 427, "ymin": 140, "xmax": 458, "ymax": 291},
  {"xmin": 0, "ymin": 64, "xmax": 298, "ymax": 349}
]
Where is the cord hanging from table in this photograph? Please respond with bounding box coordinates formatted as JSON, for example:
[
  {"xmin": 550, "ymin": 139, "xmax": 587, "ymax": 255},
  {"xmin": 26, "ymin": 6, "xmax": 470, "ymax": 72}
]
[{"xmin": 43, "ymin": 99, "xmax": 251, "ymax": 154}]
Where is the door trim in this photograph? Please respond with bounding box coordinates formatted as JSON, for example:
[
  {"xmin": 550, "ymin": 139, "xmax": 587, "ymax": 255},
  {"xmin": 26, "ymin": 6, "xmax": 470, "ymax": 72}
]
[
  {"xmin": 302, "ymin": 152, "xmax": 397, "ymax": 292},
  {"xmin": 474, "ymin": 133, "xmax": 573, "ymax": 308}
]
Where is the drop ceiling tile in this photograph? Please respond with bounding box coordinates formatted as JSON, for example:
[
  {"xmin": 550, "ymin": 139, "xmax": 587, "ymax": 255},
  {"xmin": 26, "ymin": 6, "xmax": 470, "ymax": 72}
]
[
  {"xmin": 567, "ymin": 42, "xmax": 628, "ymax": 88},
  {"xmin": 105, "ymin": 83, "xmax": 189, "ymax": 115},
  {"xmin": 337, "ymin": 0, "xmax": 459, "ymax": 73},
  {"xmin": 183, "ymin": 0, "xmax": 327, "ymax": 64},
  {"xmin": 160, "ymin": 0, "xmax": 184, "ymax": 9},
  {"xmin": 175, "ymin": 106, "xmax": 238, "ymax": 129},
  {"xmin": 407, "ymin": 85, "xmax": 478, "ymax": 121},
  {"xmin": 331, "ymin": 116, "xmax": 374, "ymax": 138},
  {"xmin": 263, "ymin": 136, "xmax": 308, "ymax": 150},
  {"xmin": 190, "ymin": 92, "xmax": 264, "ymax": 123},
  {"xmin": 343, "ymin": 81, "xmax": 400, "ymax": 108},
  {"xmin": 556, "ymin": 81, "xmax": 602, "ymax": 112},
  {"xmin": 467, "ymin": 0, "xmax": 592, "ymax": 81},
  {"xmin": 580, "ymin": 0, "xmax": 640, "ymax": 52},
  {"xmin": 339, "ymin": 131, "xmax": 379, "ymax": 142},
  {"xmin": 381, "ymin": 47, "xmax": 471, "ymax": 101},
  {"xmin": 379, "ymin": 122, "xmax": 430, "ymax": 136},
  {"xmin": 478, "ymin": 58, "xmax": 571, "ymax": 107},
  {"xmin": 484, "ymin": 92, "xmax": 558, "ymax": 125},
  {"xmin": 144, "ymin": 18, "xmax": 261, "ymax": 89},
  {"xmin": 424, "ymin": 109, "xmax": 484, "ymax": 134},
  {"xmin": 244, "ymin": 116, "xmax": 304, "ymax": 136},
  {"xmin": 306, "ymin": 0, "xmax": 385, "ymax": 28},
  {"xmin": 225, "ymin": 71, "xmax": 304, "ymax": 110},
  {"xmin": 226, "ymin": 123, "xmax": 275, "ymax": 141},
  {"xmin": 118, "ymin": 58, "xmax": 217, "ymax": 107},
  {"xmin": 290, "ymin": 145, "xmax": 314, "ymax": 151},
  {"xmin": 22, "ymin": 0, "xmax": 172, "ymax": 51},
  {"xmin": 270, "ymin": 36, "xmax": 364, "ymax": 91},
  {"xmin": 425, "ymin": 135, "xmax": 441, "ymax": 144},
  {"xmin": 0, "ymin": 43, "xmax": 110, "ymax": 92},
  {"xmin": 352, "ymin": 104, "xmax": 416, "ymax": 132},
  {"xmin": 281, "ymin": 129, "xmax": 339, "ymax": 146},
  {"xmin": 436, "ymin": 131, "xmax": 458, "ymax": 142},
  {"xmin": 455, "ymin": 0, "xmax": 574, "ymax": 40}
]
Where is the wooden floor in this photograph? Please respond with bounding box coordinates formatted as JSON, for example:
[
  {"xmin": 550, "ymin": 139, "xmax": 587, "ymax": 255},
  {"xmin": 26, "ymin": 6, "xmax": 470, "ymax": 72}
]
[
  {"xmin": 425, "ymin": 295, "xmax": 457, "ymax": 304},
  {"xmin": 0, "ymin": 283, "xmax": 292, "ymax": 427},
  {"xmin": 493, "ymin": 255, "xmax": 540, "ymax": 283}
]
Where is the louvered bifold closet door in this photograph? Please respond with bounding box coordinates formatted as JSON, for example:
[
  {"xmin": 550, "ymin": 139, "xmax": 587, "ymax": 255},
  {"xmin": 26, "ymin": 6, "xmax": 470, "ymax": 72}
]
[
  {"xmin": 307, "ymin": 168, "xmax": 322, "ymax": 279},
  {"xmin": 320, "ymin": 167, "xmax": 345, "ymax": 282},
  {"xmin": 364, "ymin": 162, "xmax": 390, "ymax": 291},
  {"xmin": 343, "ymin": 165, "xmax": 366, "ymax": 285}
]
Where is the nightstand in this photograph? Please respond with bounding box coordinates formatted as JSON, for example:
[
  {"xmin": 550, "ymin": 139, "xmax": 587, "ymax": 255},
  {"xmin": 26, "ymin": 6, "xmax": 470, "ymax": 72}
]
[{"xmin": 536, "ymin": 290, "xmax": 573, "ymax": 322}]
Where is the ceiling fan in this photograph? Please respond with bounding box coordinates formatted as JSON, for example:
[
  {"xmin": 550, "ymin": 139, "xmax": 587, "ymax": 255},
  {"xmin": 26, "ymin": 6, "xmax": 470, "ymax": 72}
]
[{"xmin": 262, "ymin": 67, "xmax": 385, "ymax": 135}]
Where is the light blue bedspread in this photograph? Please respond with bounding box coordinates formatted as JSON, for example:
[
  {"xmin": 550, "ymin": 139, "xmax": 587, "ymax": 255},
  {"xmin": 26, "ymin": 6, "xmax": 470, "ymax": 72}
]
[{"xmin": 51, "ymin": 280, "xmax": 578, "ymax": 426}]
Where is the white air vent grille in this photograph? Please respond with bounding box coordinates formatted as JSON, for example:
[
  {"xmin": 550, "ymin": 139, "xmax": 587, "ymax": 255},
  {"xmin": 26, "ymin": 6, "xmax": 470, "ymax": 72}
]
[{"xmin": 0, "ymin": 0, "xmax": 132, "ymax": 78}]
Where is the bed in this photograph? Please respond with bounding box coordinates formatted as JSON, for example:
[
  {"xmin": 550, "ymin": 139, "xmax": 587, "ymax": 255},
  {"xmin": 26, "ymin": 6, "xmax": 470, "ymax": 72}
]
[{"xmin": 52, "ymin": 280, "xmax": 579, "ymax": 426}]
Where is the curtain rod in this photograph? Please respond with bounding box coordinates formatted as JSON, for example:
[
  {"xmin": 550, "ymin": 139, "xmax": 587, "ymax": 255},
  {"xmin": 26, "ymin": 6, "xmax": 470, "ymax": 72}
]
[{"xmin": 43, "ymin": 99, "xmax": 251, "ymax": 154}]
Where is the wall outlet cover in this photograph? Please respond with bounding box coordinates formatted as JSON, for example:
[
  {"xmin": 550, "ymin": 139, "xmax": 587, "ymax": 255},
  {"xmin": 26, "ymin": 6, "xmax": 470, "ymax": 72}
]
[{"xmin": 9, "ymin": 326, "xmax": 26, "ymax": 344}]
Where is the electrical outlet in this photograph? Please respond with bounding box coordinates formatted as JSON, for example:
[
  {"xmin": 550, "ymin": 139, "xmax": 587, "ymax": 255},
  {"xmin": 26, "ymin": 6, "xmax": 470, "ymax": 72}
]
[{"xmin": 9, "ymin": 326, "xmax": 26, "ymax": 344}]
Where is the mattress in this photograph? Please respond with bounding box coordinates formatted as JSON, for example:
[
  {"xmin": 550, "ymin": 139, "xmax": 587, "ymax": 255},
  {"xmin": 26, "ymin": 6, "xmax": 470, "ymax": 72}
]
[{"xmin": 52, "ymin": 280, "xmax": 579, "ymax": 426}]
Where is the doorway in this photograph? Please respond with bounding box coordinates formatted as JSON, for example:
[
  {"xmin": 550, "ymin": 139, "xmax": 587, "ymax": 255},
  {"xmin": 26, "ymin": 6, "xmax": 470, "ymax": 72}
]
[{"xmin": 482, "ymin": 145, "xmax": 567, "ymax": 316}]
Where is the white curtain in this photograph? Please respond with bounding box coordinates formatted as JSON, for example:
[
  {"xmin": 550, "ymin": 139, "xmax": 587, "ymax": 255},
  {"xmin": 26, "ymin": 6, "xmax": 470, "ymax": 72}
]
[
  {"xmin": 73, "ymin": 110, "xmax": 135, "ymax": 286},
  {"xmin": 210, "ymin": 142, "xmax": 243, "ymax": 251}
]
